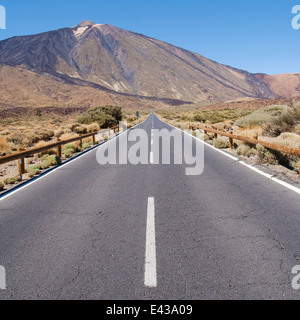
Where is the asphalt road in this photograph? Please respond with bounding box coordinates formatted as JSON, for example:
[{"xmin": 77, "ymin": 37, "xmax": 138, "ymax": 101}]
[{"xmin": 0, "ymin": 113, "xmax": 300, "ymax": 300}]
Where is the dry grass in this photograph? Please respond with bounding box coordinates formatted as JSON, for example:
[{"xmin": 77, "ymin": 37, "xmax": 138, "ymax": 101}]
[
  {"xmin": 261, "ymin": 132, "xmax": 300, "ymax": 149},
  {"xmin": 59, "ymin": 132, "xmax": 78, "ymax": 141},
  {"xmin": 35, "ymin": 141, "xmax": 56, "ymax": 156},
  {"xmin": 235, "ymin": 127, "xmax": 262, "ymax": 139},
  {"xmin": 0, "ymin": 136, "xmax": 12, "ymax": 155},
  {"xmin": 236, "ymin": 144, "xmax": 257, "ymax": 157},
  {"xmin": 86, "ymin": 123, "xmax": 100, "ymax": 133}
]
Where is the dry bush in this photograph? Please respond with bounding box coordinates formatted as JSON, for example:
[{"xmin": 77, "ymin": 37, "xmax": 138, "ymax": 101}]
[
  {"xmin": 235, "ymin": 105, "xmax": 291, "ymax": 128},
  {"xmin": 0, "ymin": 130, "xmax": 11, "ymax": 136},
  {"xmin": 236, "ymin": 143, "xmax": 257, "ymax": 157},
  {"xmin": 35, "ymin": 129, "xmax": 55, "ymax": 141},
  {"xmin": 7, "ymin": 133, "xmax": 23, "ymax": 146},
  {"xmin": 35, "ymin": 141, "xmax": 55, "ymax": 156},
  {"xmin": 212, "ymin": 138, "xmax": 229, "ymax": 149},
  {"xmin": 235, "ymin": 127, "xmax": 262, "ymax": 138},
  {"xmin": 60, "ymin": 133, "xmax": 77, "ymax": 141},
  {"xmin": 54, "ymin": 129, "xmax": 64, "ymax": 138},
  {"xmin": 262, "ymin": 132, "xmax": 300, "ymax": 149},
  {"xmin": 69, "ymin": 123, "xmax": 87, "ymax": 134},
  {"xmin": 86, "ymin": 123, "xmax": 100, "ymax": 133},
  {"xmin": 256, "ymin": 144, "xmax": 278, "ymax": 165},
  {"xmin": 72, "ymin": 141, "xmax": 82, "ymax": 152},
  {"xmin": 0, "ymin": 136, "xmax": 11, "ymax": 155}
]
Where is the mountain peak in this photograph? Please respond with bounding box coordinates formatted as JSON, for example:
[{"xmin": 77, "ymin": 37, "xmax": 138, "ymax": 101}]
[{"xmin": 73, "ymin": 20, "xmax": 96, "ymax": 28}]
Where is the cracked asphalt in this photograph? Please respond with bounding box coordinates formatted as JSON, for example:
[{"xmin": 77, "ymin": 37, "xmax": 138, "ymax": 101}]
[{"xmin": 0, "ymin": 114, "xmax": 300, "ymax": 300}]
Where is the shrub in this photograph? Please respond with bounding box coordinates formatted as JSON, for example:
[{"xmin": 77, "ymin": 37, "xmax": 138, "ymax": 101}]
[
  {"xmin": 69, "ymin": 124, "xmax": 87, "ymax": 134},
  {"xmin": 63, "ymin": 142, "xmax": 82, "ymax": 153},
  {"xmin": 35, "ymin": 129, "xmax": 55, "ymax": 141},
  {"xmin": 0, "ymin": 136, "xmax": 11, "ymax": 155},
  {"xmin": 86, "ymin": 123, "xmax": 100, "ymax": 133},
  {"xmin": 126, "ymin": 117, "xmax": 138, "ymax": 123},
  {"xmin": 54, "ymin": 129, "xmax": 64, "ymax": 138},
  {"xmin": 256, "ymin": 144, "xmax": 278, "ymax": 165},
  {"xmin": 235, "ymin": 105, "xmax": 292, "ymax": 128},
  {"xmin": 212, "ymin": 138, "xmax": 229, "ymax": 149},
  {"xmin": 193, "ymin": 114, "xmax": 206, "ymax": 123},
  {"xmin": 40, "ymin": 155, "xmax": 62, "ymax": 169},
  {"xmin": 82, "ymin": 142, "xmax": 91, "ymax": 149},
  {"xmin": 4, "ymin": 177, "xmax": 17, "ymax": 185},
  {"xmin": 0, "ymin": 182, "xmax": 4, "ymax": 191},
  {"xmin": 63, "ymin": 145, "xmax": 75, "ymax": 158},
  {"xmin": 261, "ymin": 123, "xmax": 282, "ymax": 137},
  {"xmin": 77, "ymin": 106, "xmax": 122, "ymax": 128},
  {"xmin": 73, "ymin": 141, "xmax": 83, "ymax": 152},
  {"xmin": 236, "ymin": 144, "xmax": 257, "ymax": 157},
  {"xmin": 27, "ymin": 165, "xmax": 40, "ymax": 177},
  {"xmin": 63, "ymin": 144, "xmax": 74, "ymax": 150},
  {"xmin": 7, "ymin": 133, "xmax": 23, "ymax": 146}
]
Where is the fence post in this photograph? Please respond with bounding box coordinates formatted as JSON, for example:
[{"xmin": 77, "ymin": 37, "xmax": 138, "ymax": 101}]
[
  {"xmin": 79, "ymin": 134, "xmax": 83, "ymax": 148},
  {"xmin": 57, "ymin": 139, "xmax": 62, "ymax": 157},
  {"xmin": 92, "ymin": 133, "xmax": 96, "ymax": 145},
  {"xmin": 229, "ymin": 131, "xmax": 233, "ymax": 149},
  {"xmin": 17, "ymin": 148, "xmax": 25, "ymax": 181}
]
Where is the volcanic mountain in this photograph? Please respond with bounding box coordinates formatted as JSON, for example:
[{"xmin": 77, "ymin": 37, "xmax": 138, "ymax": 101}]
[{"xmin": 0, "ymin": 20, "xmax": 299, "ymax": 111}]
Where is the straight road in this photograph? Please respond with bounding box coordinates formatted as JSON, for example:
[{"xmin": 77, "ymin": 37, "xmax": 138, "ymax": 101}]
[{"xmin": 0, "ymin": 114, "xmax": 299, "ymax": 300}]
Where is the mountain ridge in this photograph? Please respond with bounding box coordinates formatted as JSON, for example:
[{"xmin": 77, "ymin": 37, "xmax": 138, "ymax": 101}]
[{"xmin": 0, "ymin": 21, "xmax": 299, "ymax": 108}]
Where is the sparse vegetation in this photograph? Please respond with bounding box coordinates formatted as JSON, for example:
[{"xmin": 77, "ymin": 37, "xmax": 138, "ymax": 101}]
[
  {"xmin": 63, "ymin": 144, "xmax": 76, "ymax": 158},
  {"xmin": 236, "ymin": 144, "xmax": 257, "ymax": 157},
  {"xmin": 69, "ymin": 123, "xmax": 87, "ymax": 134},
  {"xmin": 0, "ymin": 182, "xmax": 4, "ymax": 191},
  {"xmin": 27, "ymin": 165, "xmax": 41, "ymax": 177},
  {"xmin": 256, "ymin": 144, "xmax": 278, "ymax": 165},
  {"xmin": 212, "ymin": 138, "xmax": 229, "ymax": 149},
  {"xmin": 39, "ymin": 155, "xmax": 62, "ymax": 170},
  {"xmin": 235, "ymin": 105, "xmax": 291, "ymax": 128},
  {"xmin": 86, "ymin": 123, "xmax": 100, "ymax": 133},
  {"xmin": 236, "ymin": 104, "xmax": 300, "ymax": 137},
  {"xmin": 0, "ymin": 136, "xmax": 11, "ymax": 155},
  {"xmin": 4, "ymin": 177, "xmax": 18, "ymax": 185},
  {"xmin": 82, "ymin": 142, "xmax": 91, "ymax": 149}
]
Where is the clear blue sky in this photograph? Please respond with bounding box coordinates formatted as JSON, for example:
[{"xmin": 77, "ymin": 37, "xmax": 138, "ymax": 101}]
[{"xmin": 0, "ymin": 0, "xmax": 299, "ymax": 75}]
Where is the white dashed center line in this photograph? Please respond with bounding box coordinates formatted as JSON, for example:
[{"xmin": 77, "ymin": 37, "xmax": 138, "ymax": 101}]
[{"xmin": 144, "ymin": 197, "xmax": 157, "ymax": 288}]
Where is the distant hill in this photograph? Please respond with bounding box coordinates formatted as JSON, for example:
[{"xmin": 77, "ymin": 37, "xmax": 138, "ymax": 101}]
[{"xmin": 255, "ymin": 73, "xmax": 300, "ymax": 98}]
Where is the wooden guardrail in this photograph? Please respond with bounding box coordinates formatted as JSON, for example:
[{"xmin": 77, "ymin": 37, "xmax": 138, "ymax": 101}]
[
  {"xmin": 188, "ymin": 124, "xmax": 300, "ymax": 156},
  {"xmin": 189, "ymin": 124, "xmax": 300, "ymax": 175},
  {"xmin": 200, "ymin": 126, "xmax": 300, "ymax": 156},
  {"xmin": 0, "ymin": 124, "xmax": 122, "ymax": 180}
]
